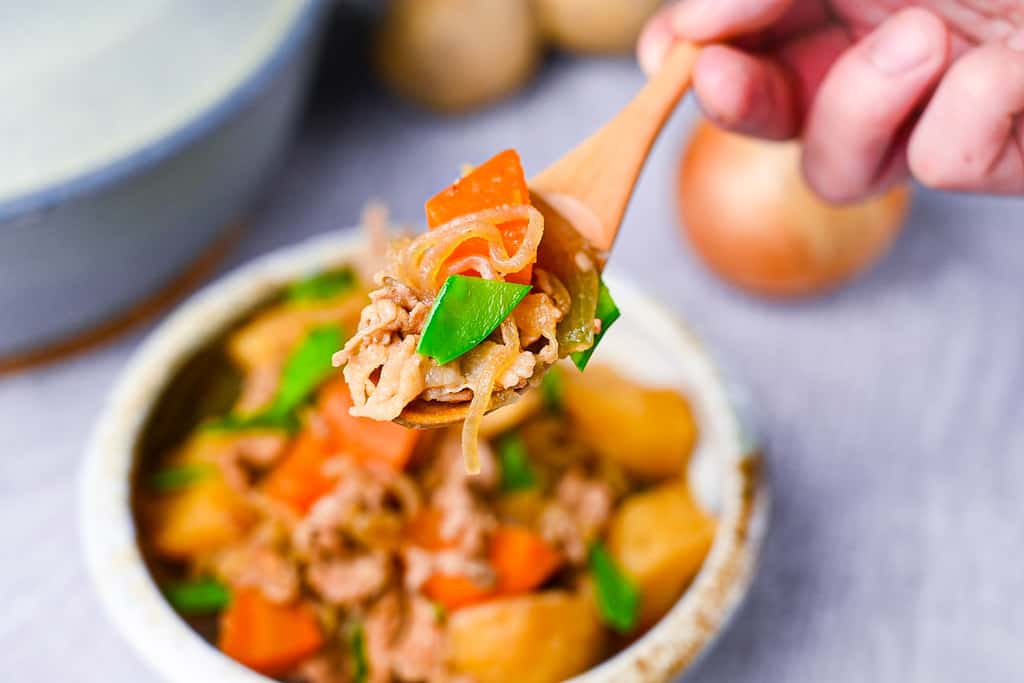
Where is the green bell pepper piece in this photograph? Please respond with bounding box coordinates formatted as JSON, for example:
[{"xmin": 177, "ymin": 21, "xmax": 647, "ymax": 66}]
[
  {"xmin": 571, "ymin": 279, "xmax": 620, "ymax": 371},
  {"xmin": 417, "ymin": 275, "xmax": 531, "ymax": 365}
]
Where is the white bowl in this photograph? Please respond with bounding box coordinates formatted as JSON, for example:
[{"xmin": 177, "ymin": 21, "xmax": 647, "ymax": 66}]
[{"xmin": 80, "ymin": 230, "xmax": 769, "ymax": 683}]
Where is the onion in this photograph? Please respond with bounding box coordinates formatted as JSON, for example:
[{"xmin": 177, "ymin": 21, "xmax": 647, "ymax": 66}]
[
  {"xmin": 534, "ymin": 0, "xmax": 663, "ymax": 54},
  {"xmin": 677, "ymin": 121, "xmax": 911, "ymax": 298},
  {"xmin": 373, "ymin": 0, "xmax": 541, "ymax": 113}
]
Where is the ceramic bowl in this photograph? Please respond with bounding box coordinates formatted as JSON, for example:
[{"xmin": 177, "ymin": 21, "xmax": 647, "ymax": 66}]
[
  {"xmin": 80, "ymin": 230, "xmax": 769, "ymax": 683},
  {"xmin": 0, "ymin": 0, "xmax": 326, "ymax": 359}
]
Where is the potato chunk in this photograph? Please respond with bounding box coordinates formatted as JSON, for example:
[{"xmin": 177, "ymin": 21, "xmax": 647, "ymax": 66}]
[
  {"xmin": 145, "ymin": 433, "xmax": 255, "ymax": 559},
  {"xmin": 448, "ymin": 591, "xmax": 605, "ymax": 683},
  {"xmin": 563, "ymin": 365, "xmax": 698, "ymax": 481},
  {"xmin": 149, "ymin": 475, "xmax": 253, "ymax": 559},
  {"xmin": 608, "ymin": 482, "xmax": 716, "ymax": 628}
]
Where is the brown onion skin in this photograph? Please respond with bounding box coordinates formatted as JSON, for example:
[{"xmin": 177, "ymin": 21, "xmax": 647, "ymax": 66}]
[
  {"xmin": 373, "ymin": 0, "xmax": 541, "ymax": 114},
  {"xmin": 535, "ymin": 0, "xmax": 663, "ymax": 55},
  {"xmin": 677, "ymin": 121, "xmax": 911, "ymax": 298}
]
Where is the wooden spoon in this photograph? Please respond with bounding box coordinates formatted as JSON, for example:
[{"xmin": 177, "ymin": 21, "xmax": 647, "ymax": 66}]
[{"xmin": 397, "ymin": 43, "xmax": 699, "ymax": 429}]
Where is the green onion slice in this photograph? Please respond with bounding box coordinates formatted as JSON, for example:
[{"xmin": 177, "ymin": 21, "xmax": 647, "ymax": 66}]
[
  {"xmin": 149, "ymin": 462, "xmax": 216, "ymax": 492},
  {"xmin": 287, "ymin": 268, "xmax": 357, "ymax": 302},
  {"xmin": 203, "ymin": 324, "xmax": 344, "ymax": 434},
  {"xmin": 588, "ymin": 541, "xmax": 640, "ymax": 633},
  {"xmin": 164, "ymin": 577, "xmax": 231, "ymax": 615},
  {"xmin": 498, "ymin": 432, "xmax": 537, "ymax": 492}
]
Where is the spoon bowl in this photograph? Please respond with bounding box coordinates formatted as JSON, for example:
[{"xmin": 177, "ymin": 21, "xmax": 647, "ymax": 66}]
[{"xmin": 395, "ymin": 370, "xmax": 547, "ymax": 428}]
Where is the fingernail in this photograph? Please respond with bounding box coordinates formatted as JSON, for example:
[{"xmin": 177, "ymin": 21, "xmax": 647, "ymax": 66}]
[
  {"xmin": 868, "ymin": 13, "xmax": 934, "ymax": 75},
  {"xmin": 639, "ymin": 28, "xmax": 673, "ymax": 76},
  {"xmin": 670, "ymin": 0, "xmax": 713, "ymax": 31}
]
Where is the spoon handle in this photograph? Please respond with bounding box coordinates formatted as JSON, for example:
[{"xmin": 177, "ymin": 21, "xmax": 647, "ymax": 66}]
[{"xmin": 530, "ymin": 42, "xmax": 699, "ymax": 252}]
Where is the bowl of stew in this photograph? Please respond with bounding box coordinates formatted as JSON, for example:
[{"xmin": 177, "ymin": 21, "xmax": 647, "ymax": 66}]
[{"xmin": 81, "ymin": 226, "xmax": 768, "ymax": 683}]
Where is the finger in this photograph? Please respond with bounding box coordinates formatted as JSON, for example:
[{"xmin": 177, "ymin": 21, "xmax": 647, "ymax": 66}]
[
  {"xmin": 693, "ymin": 25, "xmax": 851, "ymax": 140},
  {"xmin": 802, "ymin": 8, "xmax": 950, "ymax": 202},
  {"xmin": 638, "ymin": 0, "xmax": 827, "ymax": 77},
  {"xmin": 908, "ymin": 43, "xmax": 1024, "ymax": 194},
  {"xmin": 669, "ymin": 0, "xmax": 795, "ymax": 42},
  {"xmin": 638, "ymin": 6, "xmax": 678, "ymax": 76},
  {"xmin": 692, "ymin": 45, "xmax": 799, "ymax": 139},
  {"xmin": 773, "ymin": 26, "xmax": 853, "ymax": 125}
]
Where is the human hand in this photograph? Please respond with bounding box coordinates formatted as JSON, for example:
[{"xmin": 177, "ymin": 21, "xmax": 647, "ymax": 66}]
[{"xmin": 638, "ymin": 1, "xmax": 1024, "ymax": 201}]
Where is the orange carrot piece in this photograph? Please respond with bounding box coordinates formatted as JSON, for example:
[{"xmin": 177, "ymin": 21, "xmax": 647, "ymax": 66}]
[
  {"xmin": 405, "ymin": 507, "xmax": 452, "ymax": 551},
  {"xmin": 318, "ymin": 377, "xmax": 420, "ymax": 471},
  {"xmin": 218, "ymin": 588, "xmax": 323, "ymax": 677},
  {"xmin": 407, "ymin": 508, "xmax": 497, "ymax": 610},
  {"xmin": 490, "ymin": 525, "xmax": 562, "ymax": 595},
  {"xmin": 422, "ymin": 573, "xmax": 495, "ymax": 611},
  {"xmin": 262, "ymin": 430, "xmax": 335, "ymax": 515},
  {"xmin": 407, "ymin": 514, "xmax": 559, "ymax": 609},
  {"xmin": 425, "ymin": 149, "xmax": 534, "ymax": 285}
]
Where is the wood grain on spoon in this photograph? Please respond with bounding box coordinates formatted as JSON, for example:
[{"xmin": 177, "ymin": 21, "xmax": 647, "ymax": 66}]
[
  {"xmin": 530, "ymin": 42, "xmax": 699, "ymax": 253},
  {"xmin": 397, "ymin": 42, "xmax": 698, "ymax": 429}
]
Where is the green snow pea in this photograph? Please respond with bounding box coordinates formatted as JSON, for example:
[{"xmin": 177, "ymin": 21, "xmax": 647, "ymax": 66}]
[
  {"xmin": 570, "ymin": 279, "xmax": 620, "ymax": 371},
  {"xmin": 417, "ymin": 275, "xmax": 531, "ymax": 365}
]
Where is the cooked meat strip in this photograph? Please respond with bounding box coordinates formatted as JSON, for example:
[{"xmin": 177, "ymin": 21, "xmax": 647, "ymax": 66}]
[
  {"xmin": 307, "ymin": 552, "xmax": 391, "ymax": 607},
  {"xmin": 291, "ymin": 651, "xmax": 349, "ymax": 683},
  {"xmin": 293, "ymin": 459, "xmax": 419, "ymax": 557},
  {"xmin": 539, "ymin": 469, "xmax": 613, "ymax": 564},
  {"xmin": 216, "ymin": 433, "xmax": 289, "ymax": 493},
  {"xmin": 215, "ymin": 535, "xmax": 299, "ymax": 605},
  {"xmin": 364, "ymin": 590, "xmax": 466, "ymax": 683}
]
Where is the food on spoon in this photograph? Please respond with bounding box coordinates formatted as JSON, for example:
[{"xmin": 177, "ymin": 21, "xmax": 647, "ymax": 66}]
[
  {"xmin": 136, "ymin": 273, "xmax": 714, "ymax": 682},
  {"xmin": 374, "ymin": 0, "xmax": 541, "ymax": 113},
  {"xmin": 333, "ymin": 149, "xmax": 618, "ymax": 473},
  {"xmin": 678, "ymin": 120, "xmax": 910, "ymax": 297},
  {"xmin": 535, "ymin": 0, "xmax": 663, "ymax": 54},
  {"xmin": 416, "ymin": 275, "xmax": 533, "ymax": 365}
]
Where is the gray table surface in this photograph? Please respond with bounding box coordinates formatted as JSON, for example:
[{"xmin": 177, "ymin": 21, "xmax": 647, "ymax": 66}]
[{"xmin": 3, "ymin": 54, "xmax": 1024, "ymax": 682}]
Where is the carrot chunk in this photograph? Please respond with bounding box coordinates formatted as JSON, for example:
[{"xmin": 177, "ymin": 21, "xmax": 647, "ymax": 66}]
[
  {"xmin": 218, "ymin": 588, "xmax": 323, "ymax": 677},
  {"xmin": 425, "ymin": 149, "xmax": 534, "ymax": 285},
  {"xmin": 423, "ymin": 573, "xmax": 495, "ymax": 611},
  {"xmin": 490, "ymin": 525, "xmax": 562, "ymax": 595},
  {"xmin": 406, "ymin": 507, "xmax": 453, "ymax": 551},
  {"xmin": 318, "ymin": 377, "xmax": 419, "ymax": 471},
  {"xmin": 408, "ymin": 508, "xmax": 496, "ymax": 610},
  {"xmin": 262, "ymin": 430, "xmax": 335, "ymax": 515},
  {"xmin": 408, "ymin": 513, "xmax": 560, "ymax": 610}
]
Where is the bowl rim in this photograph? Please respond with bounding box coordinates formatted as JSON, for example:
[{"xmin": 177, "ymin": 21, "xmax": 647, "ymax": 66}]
[
  {"xmin": 79, "ymin": 229, "xmax": 769, "ymax": 683},
  {"xmin": 0, "ymin": 0, "xmax": 324, "ymax": 222}
]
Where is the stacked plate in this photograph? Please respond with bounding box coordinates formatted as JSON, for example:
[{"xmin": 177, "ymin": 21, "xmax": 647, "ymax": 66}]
[{"xmin": 0, "ymin": 0, "xmax": 326, "ymax": 359}]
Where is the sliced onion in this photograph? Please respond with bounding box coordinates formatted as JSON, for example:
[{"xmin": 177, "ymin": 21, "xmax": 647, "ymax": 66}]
[{"xmin": 532, "ymin": 194, "xmax": 600, "ymax": 355}]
